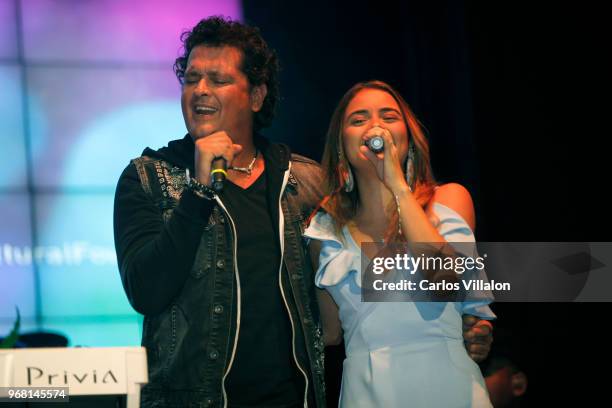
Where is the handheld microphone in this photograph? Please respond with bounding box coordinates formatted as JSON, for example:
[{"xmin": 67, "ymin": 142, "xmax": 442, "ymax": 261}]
[
  {"xmin": 365, "ymin": 135, "xmax": 385, "ymax": 153},
  {"xmin": 210, "ymin": 157, "xmax": 227, "ymax": 192}
]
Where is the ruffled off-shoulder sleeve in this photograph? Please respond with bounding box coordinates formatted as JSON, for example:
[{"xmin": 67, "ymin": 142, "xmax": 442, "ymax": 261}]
[
  {"xmin": 304, "ymin": 206, "xmax": 496, "ymax": 320},
  {"xmin": 432, "ymin": 203, "xmax": 496, "ymax": 320},
  {"xmin": 303, "ymin": 212, "xmax": 361, "ymax": 288}
]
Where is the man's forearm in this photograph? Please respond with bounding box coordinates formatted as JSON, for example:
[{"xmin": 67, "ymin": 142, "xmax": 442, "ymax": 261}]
[{"xmin": 114, "ymin": 167, "xmax": 215, "ymax": 315}]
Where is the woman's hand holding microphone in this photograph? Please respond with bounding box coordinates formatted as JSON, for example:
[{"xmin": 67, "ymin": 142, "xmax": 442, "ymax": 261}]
[{"xmin": 360, "ymin": 126, "xmax": 411, "ymax": 195}]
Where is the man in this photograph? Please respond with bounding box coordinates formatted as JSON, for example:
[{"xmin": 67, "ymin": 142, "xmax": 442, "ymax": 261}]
[
  {"xmin": 482, "ymin": 328, "xmax": 528, "ymax": 408},
  {"xmin": 114, "ymin": 16, "xmax": 492, "ymax": 408},
  {"xmin": 484, "ymin": 357, "xmax": 528, "ymax": 407}
]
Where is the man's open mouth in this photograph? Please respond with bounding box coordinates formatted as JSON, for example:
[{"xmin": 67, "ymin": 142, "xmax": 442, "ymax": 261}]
[{"xmin": 194, "ymin": 105, "xmax": 218, "ymax": 115}]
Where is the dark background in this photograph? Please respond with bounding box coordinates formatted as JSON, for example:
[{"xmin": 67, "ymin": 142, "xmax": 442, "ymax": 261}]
[{"xmin": 243, "ymin": 1, "xmax": 609, "ymax": 406}]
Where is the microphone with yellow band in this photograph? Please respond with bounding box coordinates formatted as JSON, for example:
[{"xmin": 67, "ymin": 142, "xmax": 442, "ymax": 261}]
[{"xmin": 211, "ymin": 157, "xmax": 227, "ymax": 192}]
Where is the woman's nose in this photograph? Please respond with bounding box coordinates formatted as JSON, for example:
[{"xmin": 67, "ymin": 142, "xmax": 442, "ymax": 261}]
[{"xmin": 370, "ymin": 121, "xmax": 383, "ymax": 130}]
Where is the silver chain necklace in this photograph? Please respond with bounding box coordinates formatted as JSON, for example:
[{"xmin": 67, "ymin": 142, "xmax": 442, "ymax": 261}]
[{"xmin": 228, "ymin": 150, "xmax": 258, "ymax": 176}]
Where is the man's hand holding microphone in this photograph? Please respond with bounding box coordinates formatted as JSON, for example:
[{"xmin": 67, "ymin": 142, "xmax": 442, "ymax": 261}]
[{"xmin": 194, "ymin": 131, "xmax": 242, "ymax": 191}]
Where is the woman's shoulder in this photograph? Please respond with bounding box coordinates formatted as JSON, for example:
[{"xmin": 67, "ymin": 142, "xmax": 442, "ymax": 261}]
[
  {"xmin": 304, "ymin": 211, "xmax": 361, "ymax": 288},
  {"xmin": 303, "ymin": 211, "xmax": 341, "ymax": 243},
  {"xmin": 426, "ymin": 183, "xmax": 475, "ymax": 231}
]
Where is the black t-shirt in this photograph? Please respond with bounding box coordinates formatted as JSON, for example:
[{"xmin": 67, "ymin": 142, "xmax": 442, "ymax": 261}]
[{"xmin": 222, "ymin": 173, "xmax": 304, "ymax": 408}]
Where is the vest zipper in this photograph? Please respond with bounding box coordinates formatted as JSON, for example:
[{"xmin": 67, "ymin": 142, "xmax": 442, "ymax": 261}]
[
  {"xmin": 278, "ymin": 163, "xmax": 310, "ymax": 407},
  {"xmin": 213, "ymin": 196, "xmax": 241, "ymax": 408}
]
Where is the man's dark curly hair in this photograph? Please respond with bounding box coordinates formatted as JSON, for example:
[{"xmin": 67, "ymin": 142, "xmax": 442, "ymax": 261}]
[{"xmin": 173, "ymin": 16, "xmax": 279, "ymax": 131}]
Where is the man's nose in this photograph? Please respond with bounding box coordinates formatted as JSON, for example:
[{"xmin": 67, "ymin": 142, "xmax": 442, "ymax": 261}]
[{"xmin": 194, "ymin": 79, "xmax": 210, "ymax": 96}]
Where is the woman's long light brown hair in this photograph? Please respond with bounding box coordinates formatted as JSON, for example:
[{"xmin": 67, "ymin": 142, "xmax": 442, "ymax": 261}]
[{"xmin": 316, "ymin": 80, "xmax": 437, "ymax": 243}]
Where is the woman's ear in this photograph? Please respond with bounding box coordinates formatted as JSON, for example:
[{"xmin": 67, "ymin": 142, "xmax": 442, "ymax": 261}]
[{"xmin": 250, "ymin": 84, "xmax": 268, "ymax": 112}]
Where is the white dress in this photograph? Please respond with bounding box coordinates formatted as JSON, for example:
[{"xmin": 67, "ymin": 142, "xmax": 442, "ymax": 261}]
[{"xmin": 304, "ymin": 203, "xmax": 495, "ymax": 408}]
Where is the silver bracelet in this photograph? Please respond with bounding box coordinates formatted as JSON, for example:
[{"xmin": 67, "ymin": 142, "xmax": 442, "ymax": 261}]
[
  {"xmin": 395, "ymin": 194, "xmax": 402, "ymax": 236},
  {"xmin": 185, "ymin": 169, "xmax": 216, "ymax": 200}
]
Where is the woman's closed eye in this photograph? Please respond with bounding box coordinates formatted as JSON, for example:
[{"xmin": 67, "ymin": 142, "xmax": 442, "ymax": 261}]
[{"xmin": 383, "ymin": 114, "xmax": 400, "ymax": 122}]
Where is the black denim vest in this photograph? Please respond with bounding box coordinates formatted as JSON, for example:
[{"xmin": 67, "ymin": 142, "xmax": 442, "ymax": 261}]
[{"xmin": 131, "ymin": 150, "xmax": 326, "ymax": 408}]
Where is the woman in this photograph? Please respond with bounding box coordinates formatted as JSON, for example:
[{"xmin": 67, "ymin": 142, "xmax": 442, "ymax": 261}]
[{"xmin": 304, "ymin": 80, "xmax": 495, "ymax": 407}]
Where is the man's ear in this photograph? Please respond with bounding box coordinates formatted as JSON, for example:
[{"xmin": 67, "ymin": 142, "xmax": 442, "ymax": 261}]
[{"xmin": 250, "ymin": 84, "xmax": 267, "ymax": 112}]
